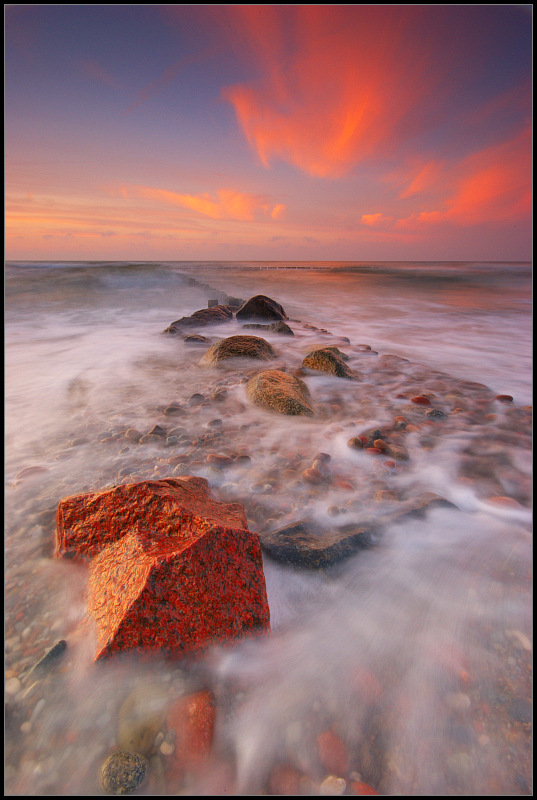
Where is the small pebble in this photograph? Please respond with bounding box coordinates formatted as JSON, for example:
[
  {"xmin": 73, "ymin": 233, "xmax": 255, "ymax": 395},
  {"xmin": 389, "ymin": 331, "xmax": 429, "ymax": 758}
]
[
  {"xmin": 320, "ymin": 775, "xmax": 346, "ymax": 795},
  {"xmin": 302, "ymin": 467, "xmax": 323, "ymax": 484},
  {"xmin": 411, "ymin": 396, "xmax": 431, "ymax": 405},
  {"xmin": 100, "ymin": 751, "xmax": 148, "ymax": 795},
  {"xmin": 5, "ymin": 677, "xmax": 22, "ymax": 696},
  {"xmin": 347, "ymin": 437, "xmax": 363, "ymax": 450}
]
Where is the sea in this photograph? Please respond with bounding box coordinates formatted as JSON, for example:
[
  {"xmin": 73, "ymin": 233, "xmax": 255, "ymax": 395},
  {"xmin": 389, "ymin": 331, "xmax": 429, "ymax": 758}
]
[{"xmin": 4, "ymin": 260, "xmax": 532, "ymax": 795}]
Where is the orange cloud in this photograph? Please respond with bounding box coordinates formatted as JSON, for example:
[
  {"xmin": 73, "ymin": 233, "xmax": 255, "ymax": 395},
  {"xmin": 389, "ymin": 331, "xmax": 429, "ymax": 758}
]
[
  {"xmin": 395, "ymin": 126, "xmax": 532, "ymax": 230},
  {"xmin": 361, "ymin": 213, "xmax": 394, "ymax": 227},
  {"xmin": 399, "ymin": 161, "xmax": 445, "ymax": 199},
  {"xmin": 122, "ymin": 185, "xmax": 284, "ymax": 222},
  {"xmin": 221, "ymin": 6, "xmax": 439, "ymax": 177}
]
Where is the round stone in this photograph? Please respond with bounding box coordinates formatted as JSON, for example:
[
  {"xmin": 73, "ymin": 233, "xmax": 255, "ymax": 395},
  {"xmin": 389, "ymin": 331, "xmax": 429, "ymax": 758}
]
[{"xmin": 99, "ymin": 751, "xmax": 148, "ymax": 795}]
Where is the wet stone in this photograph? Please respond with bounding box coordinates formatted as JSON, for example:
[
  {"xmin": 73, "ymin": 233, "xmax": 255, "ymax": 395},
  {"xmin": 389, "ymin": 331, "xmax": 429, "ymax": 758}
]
[{"xmin": 99, "ymin": 751, "xmax": 148, "ymax": 795}]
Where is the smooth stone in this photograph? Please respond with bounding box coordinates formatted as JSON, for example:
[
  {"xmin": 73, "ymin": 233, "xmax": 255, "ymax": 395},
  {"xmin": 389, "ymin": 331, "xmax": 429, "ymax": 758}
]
[
  {"xmin": 117, "ymin": 684, "xmax": 168, "ymax": 757},
  {"xmin": 320, "ymin": 775, "xmax": 346, "ymax": 795},
  {"xmin": 410, "ymin": 395, "xmax": 431, "ymax": 405}
]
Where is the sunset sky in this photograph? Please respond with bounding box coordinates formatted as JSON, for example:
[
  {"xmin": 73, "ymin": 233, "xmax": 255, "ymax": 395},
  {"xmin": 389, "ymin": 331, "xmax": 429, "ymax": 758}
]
[{"xmin": 5, "ymin": 4, "xmax": 532, "ymax": 261}]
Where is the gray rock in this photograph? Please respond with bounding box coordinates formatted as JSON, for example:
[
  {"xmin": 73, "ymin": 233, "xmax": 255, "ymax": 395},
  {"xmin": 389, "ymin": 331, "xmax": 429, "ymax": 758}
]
[
  {"xmin": 259, "ymin": 520, "xmax": 377, "ymax": 569},
  {"xmin": 100, "ymin": 751, "xmax": 148, "ymax": 795}
]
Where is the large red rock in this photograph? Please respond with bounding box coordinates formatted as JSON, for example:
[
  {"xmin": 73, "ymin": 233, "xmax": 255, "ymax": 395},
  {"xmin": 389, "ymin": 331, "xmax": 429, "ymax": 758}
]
[
  {"xmin": 56, "ymin": 477, "xmax": 270, "ymax": 661},
  {"xmin": 56, "ymin": 476, "xmax": 248, "ymax": 560}
]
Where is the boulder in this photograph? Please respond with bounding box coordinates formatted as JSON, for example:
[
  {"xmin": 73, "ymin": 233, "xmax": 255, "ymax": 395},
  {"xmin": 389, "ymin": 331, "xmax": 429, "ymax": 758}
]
[
  {"xmin": 163, "ymin": 305, "xmax": 233, "ymax": 333},
  {"xmin": 242, "ymin": 321, "xmax": 294, "ymax": 336},
  {"xmin": 246, "ymin": 369, "xmax": 314, "ymax": 416},
  {"xmin": 302, "ymin": 347, "xmax": 356, "ymax": 379},
  {"xmin": 56, "ymin": 476, "xmax": 248, "ymax": 560},
  {"xmin": 55, "ymin": 477, "xmax": 270, "ymax": 661},
  {"xmin": 235, "ymin": 295, "xmax": 288, "ymax": 321},
  {"xmin": 259, "ymin": 521, "xmax": 376, "ymax": 569},
  {"xmin": 199, "ymin": 335, "xmax": 276, "ymax": 366}
]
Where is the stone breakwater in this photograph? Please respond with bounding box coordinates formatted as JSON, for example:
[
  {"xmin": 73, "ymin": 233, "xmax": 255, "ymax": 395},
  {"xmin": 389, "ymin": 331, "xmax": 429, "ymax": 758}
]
[{"xmin": 5, "ymin": 287, "xmax": 532, "ymax": 796}]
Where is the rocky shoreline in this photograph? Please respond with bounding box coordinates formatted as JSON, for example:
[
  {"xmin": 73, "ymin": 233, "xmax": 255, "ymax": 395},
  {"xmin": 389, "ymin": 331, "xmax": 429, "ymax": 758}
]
[{"xmin": 5, "ymin": 284, "xmax": 532, "ymax": 795}]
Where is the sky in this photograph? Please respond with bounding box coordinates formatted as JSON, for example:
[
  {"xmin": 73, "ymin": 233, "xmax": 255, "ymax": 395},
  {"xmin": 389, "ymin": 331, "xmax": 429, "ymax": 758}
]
[{"xmin": 4, "ymin": 4, "xmax": 533, "ymax": 262}]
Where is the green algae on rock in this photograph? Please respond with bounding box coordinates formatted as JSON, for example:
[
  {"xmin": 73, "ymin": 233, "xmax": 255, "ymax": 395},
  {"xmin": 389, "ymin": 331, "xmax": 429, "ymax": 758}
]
[
  {"xmin": 302, "ymin": 347, "xmax": 356, "ymax": 378},
  {"xmin": 246, "ymin": 369, "xmax": 314, "ymax": 416},
  {"xmin": 200, "ymin": 335, "xmax": 276, "ymax": 366}
]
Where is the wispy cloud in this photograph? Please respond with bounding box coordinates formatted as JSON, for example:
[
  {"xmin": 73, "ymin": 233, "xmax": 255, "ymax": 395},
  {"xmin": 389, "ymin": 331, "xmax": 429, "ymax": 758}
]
[{"xmin": 122, "ymin": 185, "xmax": 285, "ymax": 222}]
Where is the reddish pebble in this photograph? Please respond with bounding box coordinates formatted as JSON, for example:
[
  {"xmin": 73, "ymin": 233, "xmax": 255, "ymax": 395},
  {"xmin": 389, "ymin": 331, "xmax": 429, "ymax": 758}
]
[
  {"xmin": 383, "ymin": 460, "xmax": 396, "ymax": 469},
  {"xmin": 494, "ymin": 394, "xmax": 513, "ymax": 403},
  {"xmin": 366, "ymin": 447, "xmax": 382, "ymax": 455},
  {"xmin": 166, "ymin": 691, "xmax": 215, "ymax": 778},
  {"xmin": 317, "ymin": 729, "xmax": 349, "ymax": 776},
  {"xmin": 372, "ymin": 439, "xmax": 388, "ymax": 452},
  {"xmin": 302, "ymin": 467, "xmax": 323, "ymax": 484},
  {"xmin": 351, "ymin": 782, "xmax": 380, "ymax": 795},
  {"xmin": 411, "ymin": 396, "xmax": 431, "ymax": 405}
]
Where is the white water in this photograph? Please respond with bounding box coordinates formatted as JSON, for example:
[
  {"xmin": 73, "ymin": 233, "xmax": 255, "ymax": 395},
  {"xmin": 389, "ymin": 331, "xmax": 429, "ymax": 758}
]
[{"xmin": 5, "ymin": 261, "xmax": 532, "ymax": 795}]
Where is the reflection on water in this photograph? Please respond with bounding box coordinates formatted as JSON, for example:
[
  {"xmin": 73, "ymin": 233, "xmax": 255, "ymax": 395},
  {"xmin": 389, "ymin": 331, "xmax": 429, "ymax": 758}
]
[{"xmin": 5, "ymin": 262, "xmax": 532, "ymax": 795}]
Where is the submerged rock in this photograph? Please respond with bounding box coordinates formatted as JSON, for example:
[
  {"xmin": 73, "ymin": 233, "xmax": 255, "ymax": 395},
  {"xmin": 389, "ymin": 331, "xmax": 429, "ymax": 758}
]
[
  {"xmin": 246, "ymin": 369, "xmax": 314, "ymax": 416},
  {"xmin": 163, "ymin": 305, "xmax": 233, "ymax": 333},
  {"xmin": 235, "ymin": 294, "xmax": 288, "ymax": 321},
  {"xmin": 259, "ymin": 520, "xmax": 376, "ymax": 569},
  {"xmin": 56, "ymin": 476, "xmax": 270, "ymax": 660},
  {"xmin": 242, "ymin": 320, "xmax": 294, "ymax": 336},
  {"xmin": 199, "ymin": 335, "xmax": 276, "ymax": 366},
  {"xmin": 302, "ymin": 348, "xmax": 356, "ymax": 379}
]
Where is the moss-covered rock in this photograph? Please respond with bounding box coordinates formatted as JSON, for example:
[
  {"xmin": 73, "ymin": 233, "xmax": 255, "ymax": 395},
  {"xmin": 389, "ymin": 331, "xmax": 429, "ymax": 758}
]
[
  {"xmin": 246, "ymin": 369, "xmax": 314, "ymax": 416},
  {"xmin": 199, "ymin": 335, "xmax": 276, "ymax": 366}
]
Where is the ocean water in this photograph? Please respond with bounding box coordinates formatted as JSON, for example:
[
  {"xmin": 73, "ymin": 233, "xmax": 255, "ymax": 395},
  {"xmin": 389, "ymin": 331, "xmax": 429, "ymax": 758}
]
[{"xmin": 4, "ymin": 261, "xmax": 532, "ymax": 795}]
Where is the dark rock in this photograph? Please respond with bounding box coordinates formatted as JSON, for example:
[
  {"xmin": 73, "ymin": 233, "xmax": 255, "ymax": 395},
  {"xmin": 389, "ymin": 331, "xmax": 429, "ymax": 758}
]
[
  {"xmin": 200, "ymin": 335, "xmax": 276, "ymax": 366},
  {"xmin": 225, "ymin": 296, "xmax": 246, "ymax": 310},
  {"xmin": 183, "ymin": 334, "xmax": 210, "ymax": 344},
  {"xmin": 100, "ymin": 751, "xmax": 148, "ymax": 795},
  {"xmin": 246, "ymin": 369, "xmax": 314, "ymax": 416},
  {"xmin": 242, "ymin": 321, "xmax": 294, "ymax": 336},
  {"xmin": 235, "ymin": 295, "xmax": 288, "ymax": 321},
  {"xmin": 302, "ymin": 347, "xmax": 356, "ymax": 379},
  {"xmin": 24, "ymin": 639, "xmax": 67, "ymax": 682},
  {"xmin": 147, "ymin": 425, "xmax": 166, "ymax": 437},
  {"xmin": 259, "ymin": 520, "xmax": 376, "ymax": 569},
  {"xmin": 164, "ymin": 305, "xmax": 233, "ymax": 333}
]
